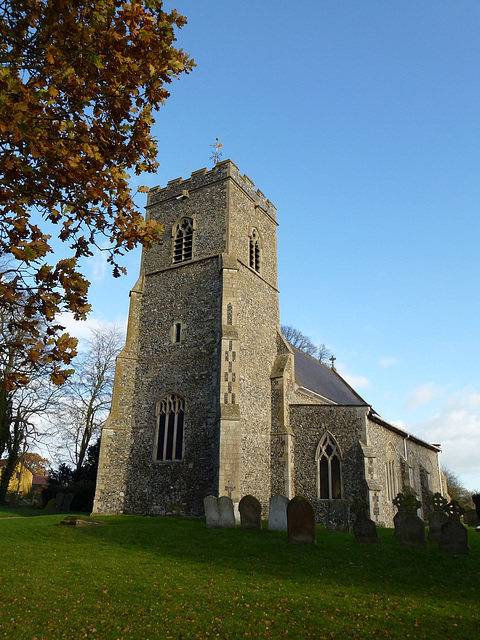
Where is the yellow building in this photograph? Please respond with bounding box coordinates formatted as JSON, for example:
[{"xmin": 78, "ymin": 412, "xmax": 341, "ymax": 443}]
[{"xmin": 0, "ymin": 459, "xmax": 34, "ymax": 496}]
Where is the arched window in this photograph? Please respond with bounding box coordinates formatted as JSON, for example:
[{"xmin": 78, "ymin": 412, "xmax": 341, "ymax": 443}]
[
  {"xmin": 155, "ymin": 394, "xmax": 185, "ymax": 461},
  {"xmin": 315, "ymin": 432, "xmax": 342, "ymax": 499},
  {"xmin": 249, "ymin": 228, "xmax": 261, "ymax": 272},
  {"xmin": 172, "ymin": 217, "xmax": 195, "ymax": 263},
  {"xmin": 385, "ymin": 443, "xmax": 398, "ymax": 503}
]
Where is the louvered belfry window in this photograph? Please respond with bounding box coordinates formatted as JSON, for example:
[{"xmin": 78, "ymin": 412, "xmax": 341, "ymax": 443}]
[
  {"xmin": 156, "ymin": 394, "xmax": 185, "ymax": 461},
  {"xmin": 316, "ymin": 433, "xmax": 342, "ymax": 499},
  {"xmin": 249, "ymin": 228, "xmax": 260, "ymax": 272},
  {"xmin": 173, "ymin": 218, "xmax": 194, "ymax": 263}
]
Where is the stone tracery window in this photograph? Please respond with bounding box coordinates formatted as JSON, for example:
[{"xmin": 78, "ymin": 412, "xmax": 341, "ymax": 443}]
[
  {"xmin": 249, "ymin": 228, "xmax": 261, "ymax": 272},
  {"xmin": 172, "ymin": 217, "xmax": 195, "ymax": 263},
  {"xmin": 385, "ymin": 443, "xmax": 397, "ymax": 503},
  {"xmin": 155, "ymin": 394, "xmax": 185, "ymax": 461},
  {"xmin": 315, "ymin": 432, "xmax": 342, "ymax": 500}
]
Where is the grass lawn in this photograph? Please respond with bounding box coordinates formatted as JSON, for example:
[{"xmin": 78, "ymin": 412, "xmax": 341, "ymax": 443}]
[{"xmin": 0, "ymin": 508, "xmax": 478, "ymax": 639}]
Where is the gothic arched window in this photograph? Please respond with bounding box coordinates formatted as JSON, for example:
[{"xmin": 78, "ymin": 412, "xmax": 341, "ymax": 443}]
[
  {"xmin": 315, "ymin": 432, "xmax": 342, "ymax": 500},
  {"xmin": 172, "ymin": 217, "xmax": 195, "ymax": 263},
  {"xmin": 249, "ymin": 228, "xmax": 261, "ymax": 272},
  {"xmin": 385, "ymin": 443, "xmax": 398, "ymax": 503},
  {"xmin": 155, "ymin": 394, "xmax": 185, "ymax": 461}
]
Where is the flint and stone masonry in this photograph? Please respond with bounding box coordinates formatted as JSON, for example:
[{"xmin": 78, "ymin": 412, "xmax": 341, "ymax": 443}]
[{"xmin": 93, "ymin": 160, "xmax": 444, "ymax": 525}]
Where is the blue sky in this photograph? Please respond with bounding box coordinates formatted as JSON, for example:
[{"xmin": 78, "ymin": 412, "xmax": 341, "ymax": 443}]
[{"xmin": 68, "ymin": 1, "xmax": 480, "ymax": 490}]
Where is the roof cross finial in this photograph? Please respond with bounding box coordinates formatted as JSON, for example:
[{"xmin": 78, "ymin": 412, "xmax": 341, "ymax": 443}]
[
  {"xmin": 210, "ymin": 137, "xmax": 223, "ymax": 165},
  {"xmin": 329, "ymin": 355, "xmax": 336, "ymax": 371}
]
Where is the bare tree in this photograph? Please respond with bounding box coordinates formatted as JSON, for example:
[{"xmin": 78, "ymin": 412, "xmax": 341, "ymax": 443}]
[
  {"xmin": 52, "ymin": 326, "xmax": 124, "ymax": 473},
  {"xmin": 442, "ymin": 467, "xmax": 475, "ymax": 510},
  {"xmin": 0, "ymin": 292, "xmax": 66, "ymax": 503},
  {"xmin": 281, "ymin": 325, "xmax": 331, "ymax": 365}
]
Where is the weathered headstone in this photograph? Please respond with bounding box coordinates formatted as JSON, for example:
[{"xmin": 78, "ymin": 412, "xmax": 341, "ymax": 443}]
[
  {"xmin": 351, "ymin": 497, "xmax": 381, "ymax": 545},
  {"xmin": 392, "ymin": 493, "xmax": 407, "ymax": 538},
  {"xmin": 44, "ymin": 497, "xmax": 55, "ymax": 510},
  {"xmin": 354, "ymin": 517, "xmax": 382, "ymax": 544},
  {"xmin": 239, "ymin": 495, "xmax": 262, "ymax": 530},
  {"xmin": 53, "ymin": 492, "xmax": 65, "ymax": 511},
  {"xmin": 325, "ymin": 500, "xmax": 350, "ymax": 531},
  {"xmin": 268, "ymin": 494, "xmax": 288, "ymax": 531},
  {"xmin": 397, "ymin": 494, "xmax": 428, "ymax": 549},
  {"xmin": 439, "ymin": 500, "xmax": 470, "ymax": 555},
  {"xmin": 472, "ymin": 494, "xmax": 480, "ymax": 519},
  {"xmin": 217, "ymin": 496, "xmax": 236, "ymax": 529},
  {"xmin": 287, "ymin": 496, "xmax": 316, "ymax": 545},
  {"xmin": 204, "ymin": 495, "xmax": 221, "ymax": 528},
  {"xmin": 428, "ymin": 493, "xmax": 449, "ymax": 542},
  {"xmin": 463, "ymin": 509, "xmax": 480, "ymax": 527},
  {"xmin": 204, "ymin": 495, "xmax": 235, "ymax": 528},
  {"xmin": 63, "ymin": 493, "xmax": 74, "ymax": 512},
  {"xmin": 428, "ymin": 510, "xmax": 449, "ymax": 541}
]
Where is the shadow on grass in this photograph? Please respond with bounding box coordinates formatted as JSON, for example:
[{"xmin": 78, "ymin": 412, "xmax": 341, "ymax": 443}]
[
  {"xmin": 0, "ymin": 505, "xmax": 84, "ymax": 518},
  {"xmin": 73, "ymin": 514, "xmax": 480, "ymax": 605}
]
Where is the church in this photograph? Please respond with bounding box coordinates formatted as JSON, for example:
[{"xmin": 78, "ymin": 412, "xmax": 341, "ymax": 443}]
[{"xmin": 93, "ymin": 160, "xmax": 444, "ymax": 527}]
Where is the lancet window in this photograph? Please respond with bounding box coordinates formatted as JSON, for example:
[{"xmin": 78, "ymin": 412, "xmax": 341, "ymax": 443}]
[
  {"xmin": 249, "ymin": 228, "xmax": 261, "ymax": 272},
  {"xmin": 385, "ymin": 443, "xmax": 398, "ymax": 503},
  {"xmin": 316, "ymin": 432, "xmax": 342, "ymax": 500},
  {"xmin": 155, "ymin": 394, "xmax": 185, "ymax": 461},
  {"xmin": 172, "ymin": 217, "xmax": 195, "ymax": 263}
]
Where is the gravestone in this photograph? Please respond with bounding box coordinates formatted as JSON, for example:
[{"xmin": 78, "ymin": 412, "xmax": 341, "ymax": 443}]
[
  {"xmin": 239, "ymin": 495, "xmax": 262, "ymax": 530},
  {"xmin": 53, "ymin": 492, "xmax": 65, "ymax": 511},
  {"xmin": 428, "ymin": 493, "xmax": 449, "ymax": 542},
  {"xmin": 44, "ymin": 497, "xmax": 55, "ymax": 510},
  {"xmin": 63, "ymin": 493, "xmax": 74, "ymax": 512},
  {"xmin": 428, "ymin": 510, "xmax": 449, "ymax": 541},
  {"xmin": 203, "ymin": 495, "xmax": 221, "ymax": 528},
  {"xmin": 217, "ymin": 496, "xmax": 236, "ymax": 529},
  {"xmin": 351, "ymin": 497, "xmax": 381, "ymax": 545},
  {"xmin": 392, "ymin": 493, "xmax": 407, "ymax": 538},
  {"xmin": 287, "ymin": 496, "xmax": 316, "ymax": 545},
  {"xmin": 463, "ymin": 509, "xmax": 480, "ymax": 527},
  {"xmin": 325, "ymin": 500, "xmax": 350, "ymax": 532},
  {"xmin": 397, "ymin": 494, "xmax": 428, "ymax": 549},
  {"xmin": 354, "ymin": 517, "xmax": 381, "ymax": 545},
  {"xmin": 268, "ymin": 494, "xmax": 288, "ymax": 531},
  {"xmin": 439, "ymin": 500, "xmax": 470, "ymax": 555}
]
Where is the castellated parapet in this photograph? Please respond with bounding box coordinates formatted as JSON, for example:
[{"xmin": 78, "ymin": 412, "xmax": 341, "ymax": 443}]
[{"xmin": 147, "ymin": 160, "xmax": 277, "ymax": 221}]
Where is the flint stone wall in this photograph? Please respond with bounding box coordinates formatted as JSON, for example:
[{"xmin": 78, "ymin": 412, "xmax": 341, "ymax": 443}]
[{"xmin": 290, "ymin": 404, "xmax": 366, "ymax": 524}]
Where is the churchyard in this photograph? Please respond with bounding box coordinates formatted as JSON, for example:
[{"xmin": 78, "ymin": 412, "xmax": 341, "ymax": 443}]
[{"xmin": 0, "ymin": 507, "xmax": 478, "ymax": 639}]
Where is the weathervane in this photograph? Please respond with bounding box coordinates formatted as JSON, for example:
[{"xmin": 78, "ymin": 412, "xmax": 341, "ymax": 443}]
[{"xmin": 210, "ymin": 137, "xmax": 223, "ymax": 165}]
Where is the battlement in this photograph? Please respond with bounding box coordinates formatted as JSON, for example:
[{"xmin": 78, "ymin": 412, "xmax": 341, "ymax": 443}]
[{"xmin": 147, "ymin": 159, "xmax": 276, "ymax": 220}]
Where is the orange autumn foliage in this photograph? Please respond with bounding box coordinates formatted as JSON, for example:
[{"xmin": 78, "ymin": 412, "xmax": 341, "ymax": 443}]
[{"xmin": 0, "ymin": 0, "xmax": 194, "ymax": 389}]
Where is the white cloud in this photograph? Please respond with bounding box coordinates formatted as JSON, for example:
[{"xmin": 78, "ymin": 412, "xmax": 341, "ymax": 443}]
[
  {"xmin": 55, "ymin": 312, "xmax": 127, "ymax": 349},
  {"xmin": 379, "ymin": 357, "xmax": 400, "ymax": 368},
  {"xmin": 336, "ymin": 363, "xmax": 371, "ymax": 389},
  {"xmin": 409, "ymin": 388, "xmax": 480, "ymax": 491},
  {"xmin": 404, "ymin": 382, "xmax": 442, "ymax": 410}
]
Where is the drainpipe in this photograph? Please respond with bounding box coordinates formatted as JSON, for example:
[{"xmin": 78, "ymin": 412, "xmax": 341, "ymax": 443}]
[{"xmin": 403, "ymin": 434, "xmax": 411, "ymax": 488}]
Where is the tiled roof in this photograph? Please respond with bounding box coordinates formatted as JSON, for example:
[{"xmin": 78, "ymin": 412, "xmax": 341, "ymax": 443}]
[{"xmin": 292, "ymin": 347, "xmax": 368, "ymax": 406}]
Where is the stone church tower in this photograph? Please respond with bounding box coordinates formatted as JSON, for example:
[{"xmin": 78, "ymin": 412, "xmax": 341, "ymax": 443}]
[
  {"xmin": 94, "ymin": 159, "xmax": 444, "ymax": 526},
  {"xmin": 93, "ymin": 160, "xmax": 282, "ymax": 516}
]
